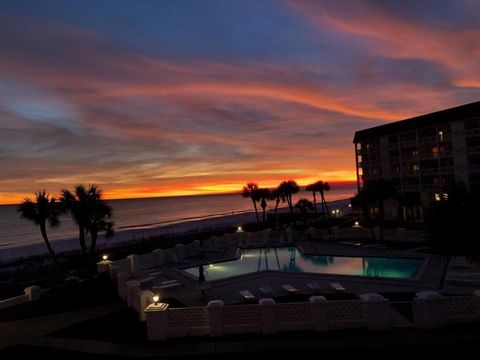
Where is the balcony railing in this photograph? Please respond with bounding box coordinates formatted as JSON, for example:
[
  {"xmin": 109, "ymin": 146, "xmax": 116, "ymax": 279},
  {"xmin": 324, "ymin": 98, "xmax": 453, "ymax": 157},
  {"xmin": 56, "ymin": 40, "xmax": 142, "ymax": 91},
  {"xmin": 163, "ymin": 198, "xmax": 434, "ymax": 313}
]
[{"xmin": 465, "ymin": 128, "xmax": 480, "ymax": 137}]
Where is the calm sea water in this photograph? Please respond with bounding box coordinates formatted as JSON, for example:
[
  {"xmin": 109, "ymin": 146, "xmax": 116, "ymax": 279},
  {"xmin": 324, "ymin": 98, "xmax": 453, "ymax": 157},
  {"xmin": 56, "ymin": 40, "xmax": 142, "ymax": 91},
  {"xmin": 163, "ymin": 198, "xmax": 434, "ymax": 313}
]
[{"xmin": 0, "ymin": 184, "xmax": 356, "ymax": 248}]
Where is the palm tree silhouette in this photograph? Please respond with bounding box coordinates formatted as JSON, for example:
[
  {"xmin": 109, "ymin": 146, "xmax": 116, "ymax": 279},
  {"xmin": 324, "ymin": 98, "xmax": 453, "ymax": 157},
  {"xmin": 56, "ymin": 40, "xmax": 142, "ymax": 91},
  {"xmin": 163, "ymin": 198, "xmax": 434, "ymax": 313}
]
[
  {"xmin": 18, "ymin": 191, "xmax": 61, "ymax": 269},
  {"xmin": 256, "ymin": 188, "xmax": 272, "ymax": 222},
  {"xmin": 351, "ymin": 190, "xmax": 377, "ymax": 241},
  {"xmin": 363, "ymin": 179, "xmax": 397, "ymax": 241},
  {"xmin": 242, "ymin": 182, "xmax": 260, "ymax": 223},
  {"xmin": 270, "ymin": 187, "xmax": 285, "ymax": 226},
  {"xmin": 85, "ymin": 186, "xmax": 114, "ymax": 255},
  {"xmin": 305, "ymin": 180, "xmax": 331, "ymax": 218},
  {"xmin": 295, "ymin": 198, "xmax": 314, "ymax": 220},
  {"xmin": 61, "ymin": 184, "xmax": 114, "ymax": 255},
  {"xmin": 278, "ymin": 180, "xmax": 299, "ymax": 214},
  {"xmin": 305, "ymin": 182, "xmax": 319, "ymax": 217}
]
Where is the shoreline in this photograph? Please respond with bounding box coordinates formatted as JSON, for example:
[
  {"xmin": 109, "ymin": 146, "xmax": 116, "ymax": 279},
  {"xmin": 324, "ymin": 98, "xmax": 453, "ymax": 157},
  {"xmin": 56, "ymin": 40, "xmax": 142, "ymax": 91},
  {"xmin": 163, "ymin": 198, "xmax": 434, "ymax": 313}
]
[{"xmin": 0, "ymin": 199, "xmax": 351, "ymax": 264}]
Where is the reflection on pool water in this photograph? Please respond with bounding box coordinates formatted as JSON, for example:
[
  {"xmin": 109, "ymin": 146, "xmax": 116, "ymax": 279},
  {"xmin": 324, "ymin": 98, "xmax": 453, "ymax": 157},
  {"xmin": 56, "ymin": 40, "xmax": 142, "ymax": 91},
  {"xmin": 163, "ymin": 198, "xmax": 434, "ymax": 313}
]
[{"xmin": 183, "ymin": 247, "xmax": 423, "ymax": 281}]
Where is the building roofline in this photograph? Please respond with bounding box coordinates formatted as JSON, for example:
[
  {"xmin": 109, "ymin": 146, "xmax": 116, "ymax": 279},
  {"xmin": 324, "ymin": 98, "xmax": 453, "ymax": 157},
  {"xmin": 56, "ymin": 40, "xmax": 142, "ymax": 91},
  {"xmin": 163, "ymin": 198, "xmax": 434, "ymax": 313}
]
[{"xmin": 353, "ymin": 101, "xmax": 480, "ymax": 143}]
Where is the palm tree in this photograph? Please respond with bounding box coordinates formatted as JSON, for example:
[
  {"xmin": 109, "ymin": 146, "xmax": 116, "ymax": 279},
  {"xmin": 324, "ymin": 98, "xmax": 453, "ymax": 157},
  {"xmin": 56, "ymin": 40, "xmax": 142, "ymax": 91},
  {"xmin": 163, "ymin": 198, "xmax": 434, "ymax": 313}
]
[
  {"xmin": 242, "ymin": 182, "xmax": 260, "ymax": 223},
  {"xmin": 61, "ymin": 185, "xmax": 90, "ymax": 255},
  {"xmin": 271, "ymin": 187, "xmax": 285, "ymax": 226},
  {"xmin": 61, "ymin": 184, "xmax": 114, "ymax": 255},
  {"xmin": 256, "ymin": 188, "xmax": 272, "ymax": 222},
  {"xmin": 305, "ymin": 180, "xmax": 331, "ymax": 218},
  {"xmin": 18, "ymin": 191, "xmax": 61, "ymax": 268},
  {"xmin": 278, "ymin": 180, "xmax": 299, "ymax": 213},
  {"xmin": 305, "ymin": 182, "xmax": 319, "ymax": 217},
  {"xmin": 295, "ymin": 198, "xmax": 314, "ymax": 219},
  {"xmin": 85, "ymin": 186, "xmax": 114, "ymax": 255},
  {"xmin": 363, "ymin": 179, "xmax": 397, "ymax": 241},
  {"xmin": 350, "ymin": 190, "xmax": 376, "ymax": 241}
]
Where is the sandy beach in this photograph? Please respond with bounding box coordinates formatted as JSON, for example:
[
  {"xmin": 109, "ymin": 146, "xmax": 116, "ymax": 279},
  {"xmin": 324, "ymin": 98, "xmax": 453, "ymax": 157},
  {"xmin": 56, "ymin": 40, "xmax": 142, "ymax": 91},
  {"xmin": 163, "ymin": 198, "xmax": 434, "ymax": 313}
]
[{"xmin": 0, "ymin": 199, "xmax": 350, "ymax": 264}]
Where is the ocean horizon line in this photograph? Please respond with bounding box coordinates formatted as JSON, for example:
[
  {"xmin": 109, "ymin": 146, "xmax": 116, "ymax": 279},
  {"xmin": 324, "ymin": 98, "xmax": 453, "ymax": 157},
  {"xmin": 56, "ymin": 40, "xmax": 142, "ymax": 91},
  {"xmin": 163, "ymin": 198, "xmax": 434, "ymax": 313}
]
[{"xmin": 0, "ymin": 180, "xmax": 357, "ymax": 206}]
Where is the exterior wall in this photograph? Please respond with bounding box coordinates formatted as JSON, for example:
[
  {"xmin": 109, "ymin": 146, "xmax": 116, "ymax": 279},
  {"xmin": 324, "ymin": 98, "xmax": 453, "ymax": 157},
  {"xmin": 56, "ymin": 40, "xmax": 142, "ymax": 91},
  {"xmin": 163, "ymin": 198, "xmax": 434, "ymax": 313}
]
[{"xmin": 355, "ymin": 114, "xmax": 480, "ymax": 220}]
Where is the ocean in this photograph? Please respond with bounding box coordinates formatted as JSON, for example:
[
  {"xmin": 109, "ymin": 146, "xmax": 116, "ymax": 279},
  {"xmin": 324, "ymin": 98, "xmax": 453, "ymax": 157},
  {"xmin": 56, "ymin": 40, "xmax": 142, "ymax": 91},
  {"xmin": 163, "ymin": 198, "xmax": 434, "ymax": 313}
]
[{"xmin": 0, "ymin": 183, "xmax": 356, "ymax": 256}]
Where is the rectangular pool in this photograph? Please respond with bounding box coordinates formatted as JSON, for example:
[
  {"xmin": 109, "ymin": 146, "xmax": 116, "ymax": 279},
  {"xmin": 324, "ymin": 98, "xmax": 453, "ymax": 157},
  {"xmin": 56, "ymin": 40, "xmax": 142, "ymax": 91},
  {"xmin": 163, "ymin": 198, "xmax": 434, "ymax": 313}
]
[{"xmin": 183, "ymin": 247, "xmax": 424, "ymax": 281}]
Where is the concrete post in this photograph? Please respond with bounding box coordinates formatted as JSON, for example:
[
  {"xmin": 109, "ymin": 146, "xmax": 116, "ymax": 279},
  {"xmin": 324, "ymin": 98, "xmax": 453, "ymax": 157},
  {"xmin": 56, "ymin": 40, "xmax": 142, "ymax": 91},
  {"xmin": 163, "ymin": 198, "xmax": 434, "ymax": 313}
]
[
  {"xmin": 175, "ymin": 244, "xmax": 185, "ymax": 260},
  {"xmin": 331, "ymin": 226, "xmax": 339, "ymax": 240},
  {"xmin": 306, "ymin": 227, "xmax": 316, "ymax": 240},
  {"xmin": 145, "ymin": 303, "xmax": 169, "ymax": 341},
  {"xmin": 127, "ymin": 254, "xmax": 141, "ymax": 275},
  {"xmin": 109, "ymin": 265, "xmax": 122, "ymax": 279},
  {"xmin": 24, "ymin": 286, "xmax": 42, "ymax": 301},
  {"xmin": 117, "ymin": 272, "xmax": 130, "ymax": 299},
  {"xmin": 310, "ymin": 296, "xmax": 328, "ymax": 331},
  {"xmin": 473, "ymin": 289, "xmax": 480, "ymax": 314},
  {"xmin": 152, "ymin": 249, "xmax": 164, "ymax": 266},
  {"xmin": 414, "ymin": 291, "xmax": 446, "ymax": 329},
  {"xmin": 360, "ymin": 293, "xmax": 391, "ymax": 330},
  {"xmin": 286, "ymin": 227, "xmax": 294, "ymax": 242},
  {"xmin": 262, "ymin": 229, "xmax": 271, "ymax": 242},
  {"xmin": 125, "ymin": 280, "xmax": 141, "ymax": 307},
  {"xmin": 139, "ymin": 290, "xmax": 154, "ymax": 321},
  {"xmin": 96, "ymin": 259, "xmax": 113, "ymax": 276},
  {"xmin": 207, "ymin": 300, "xmax": 224, "ymax": 336},
  {"xmin": 192, "ymin": 239, "xmax": 201, "ymax": 251},
  {"xmin": 259, "ymin": 298, "xmax": 276, "ymax": 334}
]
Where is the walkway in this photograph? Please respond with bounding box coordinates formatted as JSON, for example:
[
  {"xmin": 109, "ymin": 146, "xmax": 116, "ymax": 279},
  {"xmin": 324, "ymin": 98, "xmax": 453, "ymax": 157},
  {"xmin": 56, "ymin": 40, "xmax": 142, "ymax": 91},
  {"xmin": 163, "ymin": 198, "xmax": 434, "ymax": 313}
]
[{"xmin": 0, "ymin": 302, "xmax": 124, "ymax": 350}]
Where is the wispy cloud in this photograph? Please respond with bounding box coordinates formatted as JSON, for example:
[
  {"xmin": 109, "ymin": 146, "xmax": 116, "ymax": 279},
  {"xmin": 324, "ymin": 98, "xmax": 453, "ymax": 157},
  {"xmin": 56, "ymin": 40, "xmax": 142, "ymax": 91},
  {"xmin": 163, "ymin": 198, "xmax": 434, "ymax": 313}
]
[{"xmin": 0, "ymin": 1, "xmax": 479, "ymax": 203}]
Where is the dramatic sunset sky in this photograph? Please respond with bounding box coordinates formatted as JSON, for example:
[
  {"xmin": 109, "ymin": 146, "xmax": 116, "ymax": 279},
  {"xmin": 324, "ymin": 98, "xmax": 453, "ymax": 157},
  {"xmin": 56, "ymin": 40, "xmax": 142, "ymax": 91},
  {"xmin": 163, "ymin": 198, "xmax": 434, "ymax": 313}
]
[{"xmin": 1, "ymin": 0, "xmax": 479, "ymax": 204}]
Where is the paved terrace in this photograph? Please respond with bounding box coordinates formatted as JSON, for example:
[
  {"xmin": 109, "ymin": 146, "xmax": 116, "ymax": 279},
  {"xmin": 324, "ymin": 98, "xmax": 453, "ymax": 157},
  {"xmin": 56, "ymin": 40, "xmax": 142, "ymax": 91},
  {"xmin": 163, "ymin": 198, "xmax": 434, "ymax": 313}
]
[{"xmin": 112, "ymin": 238, "xmax": 448, "ymax": 308}]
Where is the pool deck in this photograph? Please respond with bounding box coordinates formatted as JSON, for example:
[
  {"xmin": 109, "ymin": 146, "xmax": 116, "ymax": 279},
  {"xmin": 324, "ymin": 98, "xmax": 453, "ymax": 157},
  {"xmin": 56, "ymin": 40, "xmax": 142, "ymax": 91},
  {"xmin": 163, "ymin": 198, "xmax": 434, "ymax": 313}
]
[{"xmin": 134, "ymin": 241, "xmax": 451, "ymax": 306}]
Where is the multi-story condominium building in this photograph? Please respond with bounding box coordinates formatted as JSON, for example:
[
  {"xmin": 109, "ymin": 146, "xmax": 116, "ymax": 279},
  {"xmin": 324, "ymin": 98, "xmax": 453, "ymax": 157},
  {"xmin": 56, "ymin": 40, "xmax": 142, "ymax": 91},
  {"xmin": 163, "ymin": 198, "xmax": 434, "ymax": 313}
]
[{"xmin": 353, "ymin": 101, "xmax": 480, "ymax": 221}]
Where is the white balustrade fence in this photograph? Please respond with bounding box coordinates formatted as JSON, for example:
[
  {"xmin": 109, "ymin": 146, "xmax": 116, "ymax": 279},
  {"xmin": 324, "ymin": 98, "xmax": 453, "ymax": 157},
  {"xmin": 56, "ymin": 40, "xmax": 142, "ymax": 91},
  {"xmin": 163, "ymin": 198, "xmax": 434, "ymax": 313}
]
[{"xmin": 144, "ymin": 291, "xmax": 480, "ymax": 341}]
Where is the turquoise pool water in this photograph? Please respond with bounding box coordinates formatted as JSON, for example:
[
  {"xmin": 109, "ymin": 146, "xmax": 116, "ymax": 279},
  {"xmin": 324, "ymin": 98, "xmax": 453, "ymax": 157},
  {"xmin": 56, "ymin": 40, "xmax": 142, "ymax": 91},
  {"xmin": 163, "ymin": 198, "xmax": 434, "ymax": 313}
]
[{"xmin": 183, "ymin": 247, "xmax": 423, "ymax": 281}]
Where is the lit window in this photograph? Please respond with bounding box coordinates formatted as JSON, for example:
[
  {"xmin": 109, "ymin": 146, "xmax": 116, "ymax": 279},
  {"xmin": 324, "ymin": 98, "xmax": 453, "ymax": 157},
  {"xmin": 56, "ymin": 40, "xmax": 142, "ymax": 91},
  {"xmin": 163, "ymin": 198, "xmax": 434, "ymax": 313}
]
[
  {"xmin": 413, "ymin": 164, "xmax": 419, "ymax": 172},
  {"xmin": 434, "ymin": 193, "xmax": 441, "ymax": 201}
]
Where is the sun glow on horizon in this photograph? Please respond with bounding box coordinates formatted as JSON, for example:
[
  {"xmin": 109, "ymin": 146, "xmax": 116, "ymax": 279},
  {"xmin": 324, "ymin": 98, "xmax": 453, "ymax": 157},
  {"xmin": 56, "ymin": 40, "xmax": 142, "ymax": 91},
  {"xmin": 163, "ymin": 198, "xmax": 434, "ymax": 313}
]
[{"xmin": 0, "ymin": 178, "xmax": 357, "ymax": 205}]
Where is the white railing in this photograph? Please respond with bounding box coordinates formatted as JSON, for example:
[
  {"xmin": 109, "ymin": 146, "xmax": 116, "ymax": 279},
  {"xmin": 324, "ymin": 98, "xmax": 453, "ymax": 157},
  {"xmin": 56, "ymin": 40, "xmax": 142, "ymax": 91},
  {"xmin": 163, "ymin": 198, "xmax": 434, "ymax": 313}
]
[
  {"xmin": 0, "ymin": 286, "xmax": 42, "ymax": 310},
  {"xmin": 144, "ymin": 291, "xmax": 480, "ymax": 340}
]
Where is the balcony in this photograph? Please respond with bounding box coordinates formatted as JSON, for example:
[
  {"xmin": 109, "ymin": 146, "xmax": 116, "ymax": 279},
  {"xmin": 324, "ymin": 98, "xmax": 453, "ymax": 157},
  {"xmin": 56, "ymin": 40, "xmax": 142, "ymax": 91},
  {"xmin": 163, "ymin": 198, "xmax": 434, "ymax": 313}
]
[
  {"xmin": 468, "ymin": 164, "xmax": 480, "ymax": 172},
  {"xmin": 417, "ymin": 136, "xmax": 437, "ymax": 144},
  {"xmin": 467, "ymin": 146, "xmax": 480, "ymax": 155},
  {"xmin": 465, "ymin": 128, "xmax": 480, "ymax": 137}
]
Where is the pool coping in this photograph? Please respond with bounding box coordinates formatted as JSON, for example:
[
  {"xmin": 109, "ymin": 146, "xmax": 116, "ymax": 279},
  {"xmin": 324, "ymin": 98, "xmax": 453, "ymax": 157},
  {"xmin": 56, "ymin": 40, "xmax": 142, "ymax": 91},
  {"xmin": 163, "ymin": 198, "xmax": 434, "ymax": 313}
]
[{"xmin": 177, "ymin": 244, "xmax": 431, "ymax": 285}]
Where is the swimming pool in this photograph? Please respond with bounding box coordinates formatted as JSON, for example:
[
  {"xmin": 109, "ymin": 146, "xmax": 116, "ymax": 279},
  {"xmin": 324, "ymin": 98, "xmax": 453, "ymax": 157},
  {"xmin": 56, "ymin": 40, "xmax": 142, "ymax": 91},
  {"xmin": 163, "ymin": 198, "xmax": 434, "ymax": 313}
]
[{"xmin": 183, "ymin": 247, "xmax": 424, "ymax": 281}]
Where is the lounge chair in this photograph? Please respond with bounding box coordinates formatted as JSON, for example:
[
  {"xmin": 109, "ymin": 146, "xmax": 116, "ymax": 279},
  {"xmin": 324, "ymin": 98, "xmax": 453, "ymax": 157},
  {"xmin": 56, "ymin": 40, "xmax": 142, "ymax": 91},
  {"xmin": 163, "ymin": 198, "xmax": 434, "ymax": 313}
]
[
  {"xmin": 281, "ymin": 284, "xmax": 298, "ymax": 294},
  {"xmin": 160, "ymin": 279, "xmax": 179, "ymax": 285},
  {"xmin": 152, "ymin": 281, "xmax": 181, "ymax": 290},
  {"xmin": 330, "ymin": 282, "xmax": 346, "ymax": 292},
  {"xmin": 239, "ymin": 290, "xmax": 256, "ymax": 300},
  {"xmin": 307, "ymin": 282, "xmax": 323, "ymax": 293},
  {"xmin": 259, "ymin": 286, "xmax": 273, "ymax": 296},
  {"xmin": 138, "ymin": 276, "xmax": 155, "ymax": 285}
]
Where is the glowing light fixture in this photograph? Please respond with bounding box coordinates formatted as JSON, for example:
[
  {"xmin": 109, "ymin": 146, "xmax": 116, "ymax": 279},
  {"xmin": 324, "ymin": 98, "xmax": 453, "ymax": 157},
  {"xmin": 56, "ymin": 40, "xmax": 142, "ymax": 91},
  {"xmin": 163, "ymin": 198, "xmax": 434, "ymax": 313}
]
[
  {"xmin": 102, "ymin": 254, "xmax": 108, "ymax": 261},
  {"xmin": 355, "ymin": 221, "xmax": 359, "ymax": 226},
  {"xmin": 152, "ymin": 295, "xmax": 160, "ymax": 305}
]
